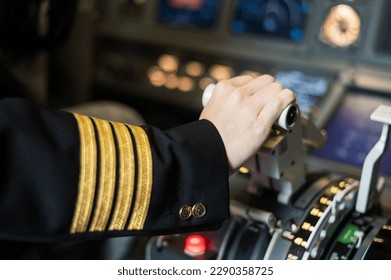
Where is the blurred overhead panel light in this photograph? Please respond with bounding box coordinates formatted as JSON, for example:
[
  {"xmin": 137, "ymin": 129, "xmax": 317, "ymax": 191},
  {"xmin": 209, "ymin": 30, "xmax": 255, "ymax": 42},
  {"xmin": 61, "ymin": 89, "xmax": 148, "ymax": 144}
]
[
  {"xmin": 158, "ymin": 54, "xmax": 179, "ymax": 73},
  {"xmin": 165, "ymin": 74, "xmax": 179, "ymax": 89},
  {"xmin": 148, "ymin": 66, "xmax": 166, "ymax": 87},
  {"xmin": 209, "ymin": 64, "xmax": 234, "ymax": 81},
  {"xmin": 178, "ymin": 76, "xmax": 195, "ymax": 92},
  {"xmin": 185, "ymin": 61, "xmax": 205, "ymax": 77},
  {"xmin": 199, "ymin": 77, "xmax": 215, "ymax": 90}
]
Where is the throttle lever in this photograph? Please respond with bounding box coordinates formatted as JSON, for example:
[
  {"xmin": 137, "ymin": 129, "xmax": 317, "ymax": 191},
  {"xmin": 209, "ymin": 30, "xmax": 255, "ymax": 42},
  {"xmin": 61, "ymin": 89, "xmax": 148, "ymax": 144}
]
[
  {"xmin": 356, "ymin": 105, "xmax": 391, "ymax": 214},
  {"xmin": 202, "ymin": 83, "xmax": 299, "ymax": 130}
]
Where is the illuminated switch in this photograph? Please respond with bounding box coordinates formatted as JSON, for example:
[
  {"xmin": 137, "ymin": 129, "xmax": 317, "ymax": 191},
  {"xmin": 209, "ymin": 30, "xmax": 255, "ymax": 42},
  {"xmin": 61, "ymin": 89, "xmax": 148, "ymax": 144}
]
[
  {"xmin": 374, "ymin": 237, "xmax": 385, "ymax": 243},
  {"xmin": 184, "ymin": 235, "xmax": 207, "ymax": 257},
  {"xmin": 329, "ymin": 186, "xmax": 340, "ymax": 194},
  {"xmin": 302, "ymin": 222, "xmax": 311, "ymax": 230},
  {"xmin": 310, "ymin": 208, "xmax": 324, "ymax": 217},
  {"xmin": 382, "ymin": 225, "xmax": 391, "ymax": 231},
  {"xmin": 302, "ymin": 222, "xmax": 315, "ymax": 232},
  {"xmin": 310, "ymin": 208, "xmax": 320, "ymax": 216},
  {"xmin": 287, "ymin": 254, "xmax": 299, "ymax": 260},
  {"xmin": 320, "ymin": 197, "xmax": 331, "ymax": 205},
  {"xmin": 294, "ymin": 237, "xmax": 304, "ymax": 246}
]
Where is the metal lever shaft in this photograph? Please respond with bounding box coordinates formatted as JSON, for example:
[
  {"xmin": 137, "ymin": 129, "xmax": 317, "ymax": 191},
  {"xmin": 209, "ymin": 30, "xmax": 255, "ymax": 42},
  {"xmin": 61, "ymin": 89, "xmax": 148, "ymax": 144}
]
[{"xmin": 356, "ymin": 105, "xmax": 391, "ymax": 213}]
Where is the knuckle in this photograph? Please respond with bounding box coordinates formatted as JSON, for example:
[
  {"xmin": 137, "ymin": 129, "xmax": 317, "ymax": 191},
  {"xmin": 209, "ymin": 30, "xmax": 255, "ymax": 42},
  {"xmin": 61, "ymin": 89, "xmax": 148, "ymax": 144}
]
[
  {"xmin": 283, "ymin": 88, "xmax": 297, "ymax": 102},
  {"xmin": 244, "ymin": 72, "xmax": 259, "ymax": 78},
  {"xmin": 272, "ymin": 82, "xmax": 284, "ymax": 91},
  {"xmin": 215, "ymin": 80, "xmax": 231, "ymax": 94},
  {"xmin": 261, "ymin": 74, "xmax": 275, "ymax": 83},
  {"xmin": 232, "ymin": 87, "xmax": 245, "ymax": 95},
  {"xmin": 231, "ymin": 88, "xmax": 244, "ymax": 101}
]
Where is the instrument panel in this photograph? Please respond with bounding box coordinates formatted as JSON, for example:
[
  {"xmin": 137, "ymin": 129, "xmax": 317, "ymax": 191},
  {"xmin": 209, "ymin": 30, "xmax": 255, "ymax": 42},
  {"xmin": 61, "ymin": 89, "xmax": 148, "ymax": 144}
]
[
  {"xmin": 94, "ymin": 0, "xmax": 391, "ymax": 208},
  {"xmin": 96, "ymin": 0, "xmax": 388, "ymax": 55},
  {"xmin": 95, "ymin": 0, "xmax": 390, "ymax": 116},
  {"xmin": 230, "ymin": 0, "xmax": 311, "ymax": 43},
  {"xmin": 157, "ymin": 0, "xmax": 220, "ymax": 29}
]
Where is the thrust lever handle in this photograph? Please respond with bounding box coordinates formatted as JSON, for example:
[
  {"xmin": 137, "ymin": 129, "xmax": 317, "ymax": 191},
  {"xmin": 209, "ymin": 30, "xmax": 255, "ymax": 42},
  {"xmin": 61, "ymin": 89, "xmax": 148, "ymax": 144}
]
[
  {"xmin": 356, "ymin": 105, "xmax": 391, "ymax": 214},
  {"xmin": 202, "ymin": 83, "xmax": 299, "ymax": 130}
]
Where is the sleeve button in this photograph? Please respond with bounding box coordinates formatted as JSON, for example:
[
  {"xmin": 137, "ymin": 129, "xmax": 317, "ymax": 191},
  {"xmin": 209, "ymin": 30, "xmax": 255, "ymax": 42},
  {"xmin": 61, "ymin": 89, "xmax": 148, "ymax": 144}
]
[
  {"xmin": 192, "ymin": 203, "xmax": 206, "ymax": 218},
  {"xmin": 179, "ymin": 205, "xmax": 192, "ymax": 220}
]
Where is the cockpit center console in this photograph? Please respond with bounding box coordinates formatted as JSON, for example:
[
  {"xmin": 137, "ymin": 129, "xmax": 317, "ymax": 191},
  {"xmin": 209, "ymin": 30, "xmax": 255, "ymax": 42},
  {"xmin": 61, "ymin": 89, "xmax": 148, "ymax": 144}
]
[{"xmin": 146, "ymin": 98, "xmax": 391, "ymax": 260}]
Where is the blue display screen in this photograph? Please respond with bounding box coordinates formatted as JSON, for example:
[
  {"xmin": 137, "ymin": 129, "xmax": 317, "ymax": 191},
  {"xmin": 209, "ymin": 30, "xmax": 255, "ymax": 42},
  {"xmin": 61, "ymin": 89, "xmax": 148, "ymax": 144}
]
[
  {"xmin": 275, "ymin": 70, "xmax": 329, "ymax": 114},
  {"xmin": 231, "ymin": 0, "xmax": 311, "ymax": 42},
  {"xmin": 312, "ymin": 90, "xmax": 391, "ymax": 176},
  {"xmin": 157, "ymin": 0, "xmax": 220, "ymax": 29}
]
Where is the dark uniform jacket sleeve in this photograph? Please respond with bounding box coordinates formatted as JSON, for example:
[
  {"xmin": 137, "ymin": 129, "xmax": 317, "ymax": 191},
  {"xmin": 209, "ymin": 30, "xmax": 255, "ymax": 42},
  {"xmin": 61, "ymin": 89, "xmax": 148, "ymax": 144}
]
[{"xmin": 0, "ymin": 98, "xmax": 230, "ymax": 242}]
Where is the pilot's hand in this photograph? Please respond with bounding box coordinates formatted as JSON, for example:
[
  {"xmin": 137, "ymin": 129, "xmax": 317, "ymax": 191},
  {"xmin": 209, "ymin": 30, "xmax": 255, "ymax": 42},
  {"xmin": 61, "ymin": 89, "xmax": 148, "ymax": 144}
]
[{"xmin": 200, "ymin": 74, "xmax": 296, "ymax": 173}]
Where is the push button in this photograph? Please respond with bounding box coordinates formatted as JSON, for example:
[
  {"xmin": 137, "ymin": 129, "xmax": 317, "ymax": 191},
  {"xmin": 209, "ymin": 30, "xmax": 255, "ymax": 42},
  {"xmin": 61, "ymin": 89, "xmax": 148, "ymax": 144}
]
[
  {"xmin": 179, "ymin": 205, "xmax": 192, "ymax": 220},
  {"xmin": 192, "ymin": 203, "xmax": 206, "ymax": 218}
]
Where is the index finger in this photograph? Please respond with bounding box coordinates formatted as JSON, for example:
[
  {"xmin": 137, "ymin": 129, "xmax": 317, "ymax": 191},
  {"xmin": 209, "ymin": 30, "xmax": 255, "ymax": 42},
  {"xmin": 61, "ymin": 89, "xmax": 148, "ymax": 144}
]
[
  {"xmin": 257, "ymin": 88, "xmax": 296, "ymax": 128},
  {"xmin": 229, "ymin": 74, "xmax": 255, "ymax": 87}
]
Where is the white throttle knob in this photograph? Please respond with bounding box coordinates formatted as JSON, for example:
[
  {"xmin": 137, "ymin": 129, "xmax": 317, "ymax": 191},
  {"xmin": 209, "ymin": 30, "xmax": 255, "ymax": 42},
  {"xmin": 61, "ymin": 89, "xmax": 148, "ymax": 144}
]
[
  {"xmin": 202, "ymin": 83, "xmax": 216, "ymax": 107},
  {"xmin": 202, "ymin": 83, "xmax": 298, "ymax": 130},
  {"xmin": 277, "ymin": 103, "xmax": 299, "ymax": 130}
]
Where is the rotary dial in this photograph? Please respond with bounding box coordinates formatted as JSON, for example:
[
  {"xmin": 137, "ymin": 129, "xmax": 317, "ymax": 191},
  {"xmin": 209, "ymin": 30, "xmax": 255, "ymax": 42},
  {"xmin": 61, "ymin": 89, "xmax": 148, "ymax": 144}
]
[{"xmin": 321, "ymin": 4, "xmax": 361, "ymax": 48}]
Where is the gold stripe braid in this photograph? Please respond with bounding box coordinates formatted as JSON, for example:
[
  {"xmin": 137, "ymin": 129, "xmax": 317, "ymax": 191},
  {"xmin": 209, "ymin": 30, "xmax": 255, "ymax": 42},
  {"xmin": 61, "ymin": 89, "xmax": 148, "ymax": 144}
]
[
  {"xmin": 127, "ymin": 125, "xmax": 153, "ymax": 230},
  {"xmin": 70, "ymin": 114, "xmax": 97, "ymax": 233},
  {"xmin": 108, "ymin": 122, "xmax": 136, "ymax": 231},
  {"xmin": 89, "ymin": 118, "xmax": 116, "ymax": 232}
]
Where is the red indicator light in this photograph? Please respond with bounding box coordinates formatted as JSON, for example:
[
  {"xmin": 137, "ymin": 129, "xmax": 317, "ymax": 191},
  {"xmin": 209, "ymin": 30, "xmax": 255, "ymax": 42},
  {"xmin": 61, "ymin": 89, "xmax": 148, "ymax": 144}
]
[{"xmin": 184, "ymin": 234, "xmax": 206, "ymax": 256}]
